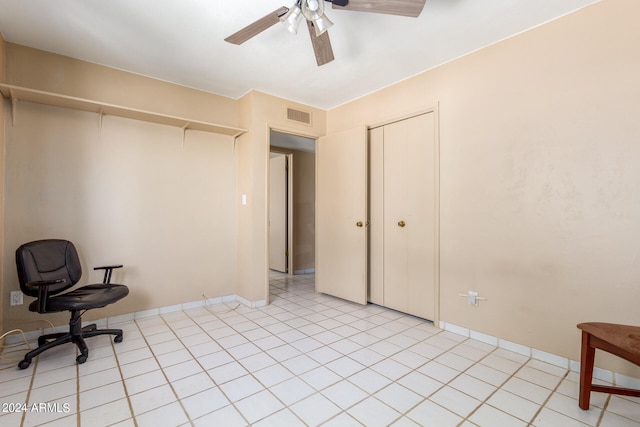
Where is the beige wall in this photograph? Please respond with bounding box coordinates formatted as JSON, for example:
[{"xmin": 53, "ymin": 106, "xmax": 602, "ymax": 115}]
[
  {"xmin": 236, "ymin": 91, "xmax": 325, "ymax": 302},
  {"xmin": 0, "ymin": 33, "xmax": 6, "ymax": 335},
  {"xmin": 329, "ymin": 0, "xmax": 640, "ymax": 375},
  {"xmin": 2, "ymin": 103, "xmax": 238, "ymax": 330},
  {"xmin": 5, "ymin": 44, "xmax": 238, "ymax": 127},
  {"xmin": 291, "ymin": 150, "xmax": 315, "ymax": 272},
  {"xmin": 1, "ymin": 46, "xmax": 239, "ymax": 331},
  {"xmin": 0, "ymin": 33, "xmax": 5, "ymax": 81}
]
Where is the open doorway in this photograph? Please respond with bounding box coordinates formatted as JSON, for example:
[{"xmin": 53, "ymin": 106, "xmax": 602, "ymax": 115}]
[{"xmin": 269, "ymin": 129, "xmax": 316, "ymax": 276}]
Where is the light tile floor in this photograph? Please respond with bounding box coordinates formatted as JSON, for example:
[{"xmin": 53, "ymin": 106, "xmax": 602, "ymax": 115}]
[{"xmin": 1, "ymin": 271, "xmax": 640, "ymax": 426}]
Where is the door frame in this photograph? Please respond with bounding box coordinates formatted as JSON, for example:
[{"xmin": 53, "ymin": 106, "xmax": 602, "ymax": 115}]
[{"xmin": 266, "ymin": 126, "xmax": 319, "ymax": 302}]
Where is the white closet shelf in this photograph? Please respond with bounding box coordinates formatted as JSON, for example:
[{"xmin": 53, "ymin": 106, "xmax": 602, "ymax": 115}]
[{"xmin": 0, "ymin": 83, "xmax": 246, "ymax": 137}]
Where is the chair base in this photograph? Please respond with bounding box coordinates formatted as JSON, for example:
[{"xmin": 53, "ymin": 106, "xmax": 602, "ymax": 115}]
[{"xmin": 18, "ymin": 311, "xmax": 123, "ymax": 369}]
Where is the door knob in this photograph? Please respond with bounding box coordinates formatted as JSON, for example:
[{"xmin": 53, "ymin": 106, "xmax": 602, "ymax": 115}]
[
  {"xmin": 356, "ymin": 221, "xmax": 364, "ymax": 227},
  {"xmin": 398, "ymin": 220, "xmax": 406, "ymax": 227}
]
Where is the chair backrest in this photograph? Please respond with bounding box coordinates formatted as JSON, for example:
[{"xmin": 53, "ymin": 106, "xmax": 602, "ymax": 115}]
[{"xmin": 16, "ymin": 239, "xmax": 82, "ymax": 297}]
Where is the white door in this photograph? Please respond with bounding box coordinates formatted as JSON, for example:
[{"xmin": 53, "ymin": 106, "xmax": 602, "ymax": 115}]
[
  {"xmin": 383, "ymin": 112, "xmax": 437, "ymax": 320},
  {"xmin": 316, "ymin": 127, "xmax": 368, "ymax": 304},
  {"xmin": 269, "ymin": 153, "xmax": 287, "ymax": 272}
]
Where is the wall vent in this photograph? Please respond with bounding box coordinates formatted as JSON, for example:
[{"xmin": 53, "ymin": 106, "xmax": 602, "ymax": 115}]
[{"xmin": 287, "ymin": 107, "xmax": 312, "ymax": 125}]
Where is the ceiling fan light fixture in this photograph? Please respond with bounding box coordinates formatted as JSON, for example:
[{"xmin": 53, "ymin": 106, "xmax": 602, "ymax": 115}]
[
  {"xmin": 280, "ymin": 5, "xmax": 303, "ymax": 34},
  {"xmin": 302, "ymin": 0, "xmax": 323, "ymax": 20},
  {"xmin": 301, "ymin": 0, "xmax": 333, "ymax": 36},
  {"xmin": 307, "ymin": 0, "xmax": 320, "ymax": 12},
  {"xmin": 312, "ymin": 13, "xmax": 334, "ymax": 36}
]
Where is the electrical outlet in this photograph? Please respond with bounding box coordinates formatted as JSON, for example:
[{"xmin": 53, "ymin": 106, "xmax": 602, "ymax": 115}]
[
  {"xmin": 467, "ymin": 291, "xmax": 479, "ymax": 305},
  {"xmin": 10, "ymin": 291, "xmax": 23, "ymax": 306},
  {"xmin": 459, "ymin": 291, "xmax": 487, "ymax": 306}
]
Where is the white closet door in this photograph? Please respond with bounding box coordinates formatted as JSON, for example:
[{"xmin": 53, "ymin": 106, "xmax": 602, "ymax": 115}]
[
  {"xmin": 383, "ymin": 112, "xmax": 437, "ymax": 320},
  {"xmin": 269, "ymin": 154, "xmax": 287, "ymax": 272},
  {"xmin": 316, "ymin": 127, "xmax": 368, "ymax": 305}
]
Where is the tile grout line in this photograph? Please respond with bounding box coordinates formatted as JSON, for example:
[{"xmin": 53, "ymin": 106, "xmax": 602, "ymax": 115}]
[
  {"xmin": 107, "ymin": 320, "xmax": 140, "ymax": 427},
  {"xmin": 261, "ymin": 285, "xmax": 373, "ymax": 424},
  {"xmin": 158, "ymin": 310, "xmax": 225, "ymax": 427},
  {"xmin": 526, "ymin": 369, "xmax": 570, "ymax": 426},
  {"xmin": 269, "ymin": 288, "xmax": 453, "ymax": 425},
  {"xmin": 178, "ymin": 300, "xmax": 307, "ymax": 423},
  {"xmin": 595, "ymin": 394, "xmax": 612, "ymax": 427},
  {"xmin": 75, "ymin": 357, "xmax": 80, "ymax": 426},
  {"xmin": 215, "ymin": 293, "xmax": 333, "ymax": 425},
  {"xmin": 452, "ymin": 339, "xmax": 530, "ymax": 426},
  {"xmin": 131, "ymin": 316, "xmax": 191, "ymax": 424},
  {"xmin": 271, "ymin": 286, "xmax": 376, "ymax": 426},
  {"xmin": 19, "ymin": 357, "xmax": 38, "ymax": 427},
  {"xmin": 407, "ymin": 334, "xmax": 531, "ymax": 425},
  {"xmin": 274, "ymin": 282, "xmax": 489, "ymax": 425},
  {"xmin": 177, "ymin": 304, "xmax": 254, "ymax": 426},
  {"xmin": 264, "ymin": 288, "xmax": 342, "ymax": 425}
]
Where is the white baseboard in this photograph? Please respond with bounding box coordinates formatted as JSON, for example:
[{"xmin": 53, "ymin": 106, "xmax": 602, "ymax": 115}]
[
  {"xmin": 4, "ymin": 294, "xmax": 266, "ymax": 345},
  {"xmin": 439, "ymin": 320, "xmax": 640, "ymax": 385}
]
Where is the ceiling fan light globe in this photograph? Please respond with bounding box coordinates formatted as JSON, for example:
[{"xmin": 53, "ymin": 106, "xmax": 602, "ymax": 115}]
[
  {"xmin": 280, "ymin": 5, "xmax": 303, "ymax": 34},
  {"xmin": 313, "ymin": 14, "xmax": 334, "ymax": 36},
  {"xmin": 302, "ymin": 0, "xmax": 325, "ymax": 20}
]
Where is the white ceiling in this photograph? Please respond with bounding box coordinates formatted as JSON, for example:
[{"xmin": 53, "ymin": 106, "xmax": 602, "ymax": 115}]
[{"xmin": 0, "ymin": 0, "xmax": 599, "ymax": 110}]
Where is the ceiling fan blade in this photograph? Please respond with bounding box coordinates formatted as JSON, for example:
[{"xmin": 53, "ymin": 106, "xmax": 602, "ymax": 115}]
[
  {"xmin": 307, "ymin": 21, "xmax": 335, "ymax": 66},
  {"xmin": 225, "ymin": 6, "xmax": 289, "ymax": 45},
  {"xmin": 332, "ymin": 0, "xmax": 426, "ymax": 18}
]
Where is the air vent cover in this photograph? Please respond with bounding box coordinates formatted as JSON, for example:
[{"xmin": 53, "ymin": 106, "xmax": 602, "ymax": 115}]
[{"xmin": 287, "ymin": 107, "xmax": 312, "ymax": 125}]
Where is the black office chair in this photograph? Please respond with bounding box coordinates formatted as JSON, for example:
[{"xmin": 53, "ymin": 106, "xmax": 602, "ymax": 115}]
[{"xmin": 15, "ymin": 239, "xmax": 129, "ymax": 369}]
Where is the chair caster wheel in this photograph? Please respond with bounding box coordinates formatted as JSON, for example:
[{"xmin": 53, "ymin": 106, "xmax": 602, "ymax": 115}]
[
  {"xmin": 18, "ymin": 359, "xmax": 31, "ymax": 370},
  {"xmin": 76, "ymin": 354, "xmax": 87, "ymax": 364},
  {"xmin": 114, "ymin": 334, "xmax": 123, "ymax": 343}
]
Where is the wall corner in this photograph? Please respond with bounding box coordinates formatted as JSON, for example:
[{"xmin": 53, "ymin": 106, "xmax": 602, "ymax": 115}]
[{"xmin": 0, "ymin": 31, "xmax": 6, "ymax": 336}]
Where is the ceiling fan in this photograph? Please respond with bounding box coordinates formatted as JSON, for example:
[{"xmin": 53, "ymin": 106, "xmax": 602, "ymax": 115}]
[{"xmin": 224, "ymin": 0, "xmax": 427, "ymax": 67}]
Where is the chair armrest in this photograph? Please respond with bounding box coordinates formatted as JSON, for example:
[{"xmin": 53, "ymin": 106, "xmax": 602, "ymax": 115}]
[
  {"xmin": 93, "ymin": 265, "xmax": 123, "ymax": 284},
  {"xmin": 26, "ymin": 279, "xmax": 66, "ymax": 313}
]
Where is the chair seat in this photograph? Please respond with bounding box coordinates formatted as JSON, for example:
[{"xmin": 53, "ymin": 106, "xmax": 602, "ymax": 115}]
[
  {"xmin": 577, "ymin": 322, "xmax": 640, "ymax": 365},
  {"xmin": 29, "ymin": 284, "xmax": 129, "ymax": 312}
]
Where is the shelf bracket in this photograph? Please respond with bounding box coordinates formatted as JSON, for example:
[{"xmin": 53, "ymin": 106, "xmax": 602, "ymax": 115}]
[
  {"xmin": 182, "ymin": 123, "xmax": 190, "ymax": 148},
  {"xmin": 9, "ymin": 88, "xmax": 18, "ymax": 126},
  {"xmin": 98, "ymin": 106, "xmax": 105, "ymax": 131}
]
